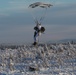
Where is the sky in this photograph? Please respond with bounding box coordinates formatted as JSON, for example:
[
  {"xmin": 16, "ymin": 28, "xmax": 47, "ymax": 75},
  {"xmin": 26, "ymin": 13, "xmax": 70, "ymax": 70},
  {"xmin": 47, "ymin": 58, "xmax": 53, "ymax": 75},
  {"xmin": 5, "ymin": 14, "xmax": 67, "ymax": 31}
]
[{"xmin": 0, "ymin": 0, "xmax": 76, "ymax": 44}]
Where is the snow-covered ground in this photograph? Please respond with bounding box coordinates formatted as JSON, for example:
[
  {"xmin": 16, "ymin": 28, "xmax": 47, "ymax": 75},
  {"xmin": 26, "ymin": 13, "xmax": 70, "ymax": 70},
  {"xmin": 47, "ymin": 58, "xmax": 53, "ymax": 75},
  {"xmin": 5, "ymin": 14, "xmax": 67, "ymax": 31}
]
[{"xmin": 0, "ymin": 42, "xmax": 76, "ymax": 75}]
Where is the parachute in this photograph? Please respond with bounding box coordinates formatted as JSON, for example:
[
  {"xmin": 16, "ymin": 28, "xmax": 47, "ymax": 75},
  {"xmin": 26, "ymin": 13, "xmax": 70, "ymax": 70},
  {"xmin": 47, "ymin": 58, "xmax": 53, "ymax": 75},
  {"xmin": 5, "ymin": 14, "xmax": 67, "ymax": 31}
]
[
  {"xmin": 29, "ymin": 2, "xmax": 53, "ymax": 24},
  {"xmin": 29, "ymin": 2, "xmax": 53, "ymax": 8}
]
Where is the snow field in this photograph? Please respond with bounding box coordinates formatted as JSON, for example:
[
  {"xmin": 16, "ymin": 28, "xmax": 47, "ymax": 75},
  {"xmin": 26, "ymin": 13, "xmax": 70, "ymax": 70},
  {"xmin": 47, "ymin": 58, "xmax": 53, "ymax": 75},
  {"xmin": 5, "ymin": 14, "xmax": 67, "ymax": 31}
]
[{"xmin": 0, "ymin": 42, "xmax": 76, "ymax": 75}]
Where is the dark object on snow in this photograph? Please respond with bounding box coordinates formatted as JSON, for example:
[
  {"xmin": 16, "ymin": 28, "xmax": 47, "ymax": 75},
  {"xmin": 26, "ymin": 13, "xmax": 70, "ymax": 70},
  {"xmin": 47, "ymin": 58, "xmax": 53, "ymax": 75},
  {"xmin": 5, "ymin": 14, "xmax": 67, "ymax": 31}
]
[{"xmin": 29, "ymin": 66, "xmax": 39, "ymax": 71}]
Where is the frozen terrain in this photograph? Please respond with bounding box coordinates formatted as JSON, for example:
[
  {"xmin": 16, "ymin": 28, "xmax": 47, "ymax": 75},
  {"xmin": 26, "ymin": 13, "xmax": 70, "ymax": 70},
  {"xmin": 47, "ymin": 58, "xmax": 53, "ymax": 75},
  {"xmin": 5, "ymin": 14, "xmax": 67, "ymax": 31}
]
[{"xmin": 0, "ymin": 42, "xmax": 76, "ymax": 75}]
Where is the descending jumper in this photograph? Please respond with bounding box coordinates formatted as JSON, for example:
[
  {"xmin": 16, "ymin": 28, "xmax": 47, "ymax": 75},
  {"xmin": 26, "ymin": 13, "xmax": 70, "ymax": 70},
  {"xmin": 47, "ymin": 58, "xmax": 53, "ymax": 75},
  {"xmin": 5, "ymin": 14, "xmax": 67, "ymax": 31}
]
[{"xmin": 29, "ymin": 2, "xmax": 53, "ymax": 45}]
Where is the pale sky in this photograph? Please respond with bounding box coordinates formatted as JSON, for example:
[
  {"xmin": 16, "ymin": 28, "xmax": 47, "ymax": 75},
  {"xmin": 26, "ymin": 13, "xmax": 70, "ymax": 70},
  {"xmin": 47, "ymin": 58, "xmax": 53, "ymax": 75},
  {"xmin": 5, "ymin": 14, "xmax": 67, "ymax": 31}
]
[{"xmin": 0, "ymin": 0, "xmax": 76, "ymax": 44}]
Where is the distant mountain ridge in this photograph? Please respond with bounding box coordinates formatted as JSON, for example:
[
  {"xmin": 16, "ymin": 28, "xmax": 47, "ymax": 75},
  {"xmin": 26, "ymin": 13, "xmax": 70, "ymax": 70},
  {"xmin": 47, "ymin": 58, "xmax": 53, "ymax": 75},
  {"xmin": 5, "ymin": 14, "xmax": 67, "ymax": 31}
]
[
  {"xmin": 58, "ymin": 39, "xmax": 76, "ymax": 43},
  {"xmin": 48, "ymin": 39, "xmax": 76, "ymax": 43}
]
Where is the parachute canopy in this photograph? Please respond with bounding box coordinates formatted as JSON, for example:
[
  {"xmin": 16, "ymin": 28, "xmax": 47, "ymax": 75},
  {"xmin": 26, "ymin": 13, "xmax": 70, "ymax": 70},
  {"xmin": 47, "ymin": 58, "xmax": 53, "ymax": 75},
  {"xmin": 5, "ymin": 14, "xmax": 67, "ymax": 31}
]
[{"xmin": 29, "ymin": 2, "xmax": 53, "ymax": 8}]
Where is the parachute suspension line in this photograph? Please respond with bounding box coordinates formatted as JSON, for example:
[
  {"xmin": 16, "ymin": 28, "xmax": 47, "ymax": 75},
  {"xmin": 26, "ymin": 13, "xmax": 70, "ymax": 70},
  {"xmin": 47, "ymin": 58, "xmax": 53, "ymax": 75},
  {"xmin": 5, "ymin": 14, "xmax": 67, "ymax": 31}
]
[
  {"xmin": 29, "ymin": 7, "xmax": 37, "ymax": 24},
  {"xmin": 29, "ymin": 9, "xmax": 40, "ymax": 25},
  {"xmin": 32, "ymin": 8, "xmax": 47, "ymax": 25},
  {"xmin": 31, "ymin": 8, "xmax": 37, "ymax": 23},
  {"xmin": 39, "ymin": 8, "xmax": 47, "ymax": 24},
  {"xmin": 34, "ymin": 18, "xmax": 39, "ymax": 25}
]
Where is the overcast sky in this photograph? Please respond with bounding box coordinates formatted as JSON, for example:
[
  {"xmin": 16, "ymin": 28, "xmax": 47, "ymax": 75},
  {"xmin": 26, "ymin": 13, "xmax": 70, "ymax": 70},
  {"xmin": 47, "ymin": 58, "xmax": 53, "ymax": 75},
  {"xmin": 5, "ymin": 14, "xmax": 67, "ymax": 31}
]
[{"xmin": 0, "ymin": 0, "xmax": 76, "ymax": 44}]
